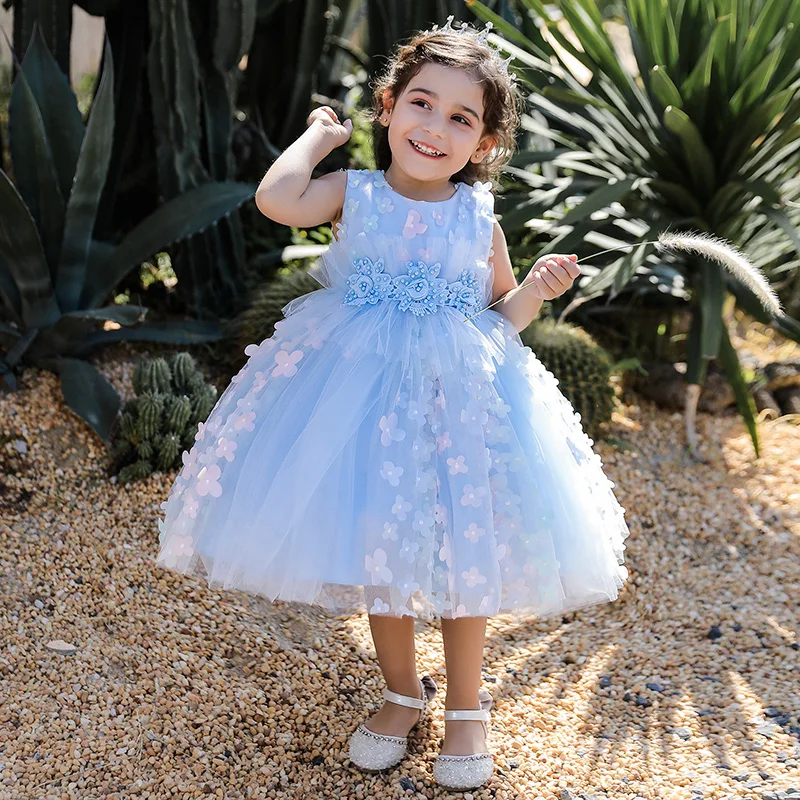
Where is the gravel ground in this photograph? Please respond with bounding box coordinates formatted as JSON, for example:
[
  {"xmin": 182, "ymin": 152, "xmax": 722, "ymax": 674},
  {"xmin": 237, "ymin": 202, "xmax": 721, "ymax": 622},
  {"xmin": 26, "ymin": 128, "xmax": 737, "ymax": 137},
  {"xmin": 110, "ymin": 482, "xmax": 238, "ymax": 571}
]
[{"xmin": 1, "ymin": 323, "xmax": 798, "ymax": 800}]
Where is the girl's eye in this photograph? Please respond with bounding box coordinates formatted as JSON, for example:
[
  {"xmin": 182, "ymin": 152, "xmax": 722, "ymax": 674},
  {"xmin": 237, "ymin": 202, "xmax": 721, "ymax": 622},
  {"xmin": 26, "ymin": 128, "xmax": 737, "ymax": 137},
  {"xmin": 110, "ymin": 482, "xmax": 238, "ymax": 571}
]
[{"xmin": 411, "ymin": 99, "xmax": 470, "ymax": 125}]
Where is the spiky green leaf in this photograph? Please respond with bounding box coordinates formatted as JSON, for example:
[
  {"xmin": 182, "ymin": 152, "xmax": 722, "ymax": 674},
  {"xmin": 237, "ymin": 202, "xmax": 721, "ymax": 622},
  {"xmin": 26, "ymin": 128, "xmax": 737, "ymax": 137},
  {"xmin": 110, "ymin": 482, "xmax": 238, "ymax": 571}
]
[{"xmin": 57, "ymin": 38, "xmax": 115, "ymax": 313}]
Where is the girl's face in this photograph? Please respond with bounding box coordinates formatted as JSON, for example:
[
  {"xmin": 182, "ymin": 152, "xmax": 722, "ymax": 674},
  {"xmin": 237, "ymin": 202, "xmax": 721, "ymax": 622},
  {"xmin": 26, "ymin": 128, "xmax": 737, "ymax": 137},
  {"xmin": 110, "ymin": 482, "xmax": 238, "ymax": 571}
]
[{"xmin": 381, "ymin": 62, "xmax": 497, "ymax": 183}]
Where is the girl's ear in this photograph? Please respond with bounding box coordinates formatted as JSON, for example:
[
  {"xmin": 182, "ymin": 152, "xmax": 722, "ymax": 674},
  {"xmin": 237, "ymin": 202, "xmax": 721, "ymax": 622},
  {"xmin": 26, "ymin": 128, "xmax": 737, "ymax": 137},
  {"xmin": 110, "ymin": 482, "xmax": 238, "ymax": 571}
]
[
  {"xmin": 472, "ymin": 134, "xmax": 498, "ymax": 163},
  {"xmin": 381, "ymin": 89, "xmax": 395, "ymax": 122}
]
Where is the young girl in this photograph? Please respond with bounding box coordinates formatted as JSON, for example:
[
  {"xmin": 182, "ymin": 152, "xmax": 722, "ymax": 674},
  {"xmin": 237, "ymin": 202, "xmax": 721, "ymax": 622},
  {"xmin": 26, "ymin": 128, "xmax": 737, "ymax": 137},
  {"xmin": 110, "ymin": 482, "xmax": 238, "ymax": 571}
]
[{"xmin": 156, "ymin": 16, "xmax": 630, "ymax": 791}]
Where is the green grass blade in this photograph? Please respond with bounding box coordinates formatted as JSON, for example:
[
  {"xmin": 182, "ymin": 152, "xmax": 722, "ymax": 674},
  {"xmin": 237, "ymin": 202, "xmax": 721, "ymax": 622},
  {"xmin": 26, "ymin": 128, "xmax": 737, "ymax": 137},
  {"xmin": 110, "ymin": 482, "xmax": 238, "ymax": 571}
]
[
  {"xmin": 698, "ymin": 260, "xmax": 726, "ymax": 361},
  {"xmin": 717, "ymin": 321, "xmax": 759, "ymax": 457}
]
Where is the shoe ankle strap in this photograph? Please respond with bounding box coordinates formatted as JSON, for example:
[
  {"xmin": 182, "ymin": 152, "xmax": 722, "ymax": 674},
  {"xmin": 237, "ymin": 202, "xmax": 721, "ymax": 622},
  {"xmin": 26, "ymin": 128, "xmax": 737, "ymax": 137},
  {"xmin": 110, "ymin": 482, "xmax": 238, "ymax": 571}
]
[
  {"xmin": 443, "ymin": 708, "xmax": 491, "ymax": 722},
  {"xmin": 383, "ymin": 684, "xmax": 426, "ymax": 710}
]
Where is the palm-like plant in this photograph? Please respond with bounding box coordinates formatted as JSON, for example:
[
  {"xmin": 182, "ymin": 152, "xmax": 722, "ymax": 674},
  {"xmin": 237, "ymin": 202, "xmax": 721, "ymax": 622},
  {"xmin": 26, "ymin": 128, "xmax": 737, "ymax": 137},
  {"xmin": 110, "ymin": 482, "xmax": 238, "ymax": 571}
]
[{"xmin": 467, "ymin": 0, "xmax": 800, "ymax": 457}]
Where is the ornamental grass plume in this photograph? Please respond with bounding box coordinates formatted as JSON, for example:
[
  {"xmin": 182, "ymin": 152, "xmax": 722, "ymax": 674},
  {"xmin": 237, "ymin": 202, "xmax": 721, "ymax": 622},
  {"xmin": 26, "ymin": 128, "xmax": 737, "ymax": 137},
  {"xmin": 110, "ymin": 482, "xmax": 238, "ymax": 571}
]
[
  {"xmin": 654, "ymin": 231, "xmax": 782, "ymax": 316},
  {"xmin": 465, "ymin": 230, "xmax": 783, "ymax": 322}
]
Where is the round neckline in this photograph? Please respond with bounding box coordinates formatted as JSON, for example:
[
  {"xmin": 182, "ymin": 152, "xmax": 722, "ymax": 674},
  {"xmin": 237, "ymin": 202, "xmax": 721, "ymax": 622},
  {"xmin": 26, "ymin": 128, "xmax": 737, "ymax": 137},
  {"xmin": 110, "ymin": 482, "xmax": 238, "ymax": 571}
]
[{"xmin": 379, "ymin": 170, "xmax": 462, "ymax": 205}]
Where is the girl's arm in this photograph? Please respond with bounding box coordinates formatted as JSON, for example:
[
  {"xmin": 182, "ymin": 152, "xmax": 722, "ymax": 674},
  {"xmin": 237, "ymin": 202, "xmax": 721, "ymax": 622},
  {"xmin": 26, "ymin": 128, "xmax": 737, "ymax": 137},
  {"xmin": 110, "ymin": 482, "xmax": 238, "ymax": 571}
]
[
  {"xmin": 488, "ymin": 221, "xmax": 580, "ymax": 333},
  {"xmin": 487, "ymin": 222, "xmax": 543, "ymax": 332},
  {"xmin": 255, "ymin": 106, "xmax": 351, "ymax": 229}
]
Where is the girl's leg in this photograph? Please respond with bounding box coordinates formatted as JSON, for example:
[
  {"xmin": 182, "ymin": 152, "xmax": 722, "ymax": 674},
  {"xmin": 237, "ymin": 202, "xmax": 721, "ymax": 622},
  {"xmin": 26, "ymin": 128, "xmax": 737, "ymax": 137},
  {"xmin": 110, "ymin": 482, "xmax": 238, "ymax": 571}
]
[
  {"xmin": 363, "ymin": 613, "xmax": 424, "ymax": 736},
  {"xmin": 440, "ymin": 616, "xmax": 488, "ymax": 755}
]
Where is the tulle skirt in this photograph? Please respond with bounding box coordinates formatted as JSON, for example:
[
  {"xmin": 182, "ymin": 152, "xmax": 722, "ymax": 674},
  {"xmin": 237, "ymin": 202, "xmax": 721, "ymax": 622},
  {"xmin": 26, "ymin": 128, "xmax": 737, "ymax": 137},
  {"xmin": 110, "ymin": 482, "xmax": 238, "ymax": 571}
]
[{"xmin": 155, "ymin": 286, "xmax": 631, "ymax": 620}]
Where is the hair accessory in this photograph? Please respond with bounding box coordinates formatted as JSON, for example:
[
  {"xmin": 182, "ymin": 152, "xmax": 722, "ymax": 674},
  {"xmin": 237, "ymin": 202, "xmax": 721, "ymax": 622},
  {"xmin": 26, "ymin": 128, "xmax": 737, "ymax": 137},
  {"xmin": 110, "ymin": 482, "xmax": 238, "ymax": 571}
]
[{"xmin": 429, "ymin": 15, "xmax": 517, "ymax": 82}]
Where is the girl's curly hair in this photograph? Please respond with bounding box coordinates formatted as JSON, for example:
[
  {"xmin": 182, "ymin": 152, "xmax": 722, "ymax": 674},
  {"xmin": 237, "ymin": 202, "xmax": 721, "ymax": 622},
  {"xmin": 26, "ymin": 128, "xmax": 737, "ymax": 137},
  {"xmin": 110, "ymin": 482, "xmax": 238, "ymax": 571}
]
[{"xmin": 367, "ymin": 22, "xmax": 524, "ymax": 187}]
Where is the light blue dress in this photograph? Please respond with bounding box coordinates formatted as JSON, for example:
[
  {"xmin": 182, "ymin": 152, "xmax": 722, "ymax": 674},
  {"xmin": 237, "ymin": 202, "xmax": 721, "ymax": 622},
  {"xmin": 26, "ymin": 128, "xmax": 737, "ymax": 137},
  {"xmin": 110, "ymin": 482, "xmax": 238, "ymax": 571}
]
[{"xmin": 155, "ymin": 168, "xmax": 631, "ymax": 620}]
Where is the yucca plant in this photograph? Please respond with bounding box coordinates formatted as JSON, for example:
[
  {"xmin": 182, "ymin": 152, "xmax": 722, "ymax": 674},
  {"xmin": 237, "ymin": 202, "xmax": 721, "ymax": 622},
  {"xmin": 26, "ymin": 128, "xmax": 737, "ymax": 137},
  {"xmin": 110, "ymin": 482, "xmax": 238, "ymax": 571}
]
[
  {"xmin": 468, "ymin": 0, "xmax": 800, "ymax": 457},
  {"xmin": 0, "ymin": 27, "xmax": 257, "ymax": 441}
]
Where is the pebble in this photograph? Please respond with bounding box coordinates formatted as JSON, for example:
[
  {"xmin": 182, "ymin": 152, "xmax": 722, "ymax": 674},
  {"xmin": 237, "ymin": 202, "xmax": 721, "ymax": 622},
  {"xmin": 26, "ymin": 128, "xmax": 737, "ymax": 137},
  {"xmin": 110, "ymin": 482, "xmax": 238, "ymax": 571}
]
[
  {"xmin": 0, "ymin": 330, "xmax": 798, "ymax": 798},
  {"xmin": 43, "ymin": 639, "xmax": 77, "ymax": 654},
  {"xmin": 758, "ymin": 721, "xmax": 781, "ymax": 737}
]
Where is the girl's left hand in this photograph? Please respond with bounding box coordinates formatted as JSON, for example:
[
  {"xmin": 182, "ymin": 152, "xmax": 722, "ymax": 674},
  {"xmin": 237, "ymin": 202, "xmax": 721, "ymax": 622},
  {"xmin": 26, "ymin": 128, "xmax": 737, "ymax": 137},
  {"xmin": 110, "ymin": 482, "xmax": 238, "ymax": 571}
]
[{"xmin": 521, "ymin": 254, "xmax": 581, "ymax": 300}]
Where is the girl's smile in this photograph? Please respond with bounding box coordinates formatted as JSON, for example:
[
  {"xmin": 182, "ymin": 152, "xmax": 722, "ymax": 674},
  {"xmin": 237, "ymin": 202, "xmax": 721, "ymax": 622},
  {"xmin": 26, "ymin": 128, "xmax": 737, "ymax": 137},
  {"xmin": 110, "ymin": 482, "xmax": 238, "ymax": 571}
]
[{"xmin": 409, "ymin": 139, "xmax": 447, "ymax": 157}]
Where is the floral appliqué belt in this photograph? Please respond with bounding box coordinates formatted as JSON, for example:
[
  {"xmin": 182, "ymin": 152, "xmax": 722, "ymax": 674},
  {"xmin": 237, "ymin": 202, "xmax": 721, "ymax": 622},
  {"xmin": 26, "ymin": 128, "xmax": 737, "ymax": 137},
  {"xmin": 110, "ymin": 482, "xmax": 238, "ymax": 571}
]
[{"xmin": 342, "ymin": 256, "xmax": 481, "ymax": 316}]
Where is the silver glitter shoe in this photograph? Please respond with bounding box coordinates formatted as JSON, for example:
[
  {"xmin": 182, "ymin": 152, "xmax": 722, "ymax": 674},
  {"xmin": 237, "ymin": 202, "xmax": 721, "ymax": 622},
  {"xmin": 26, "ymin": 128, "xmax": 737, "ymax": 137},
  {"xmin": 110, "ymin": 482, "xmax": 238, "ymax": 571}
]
[
  {"xmin": 432, "ymin": 689, "xmax": 494, "ymax": 790},
  {"xmin": 348, "ymin": 675, "xmax": 438, "ymax": 772}
]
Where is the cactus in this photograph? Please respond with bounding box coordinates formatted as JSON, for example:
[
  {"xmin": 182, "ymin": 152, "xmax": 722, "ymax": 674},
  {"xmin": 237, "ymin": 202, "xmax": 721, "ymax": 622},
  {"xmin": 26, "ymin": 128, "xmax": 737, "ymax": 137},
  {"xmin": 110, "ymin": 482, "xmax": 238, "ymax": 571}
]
[
  {"xmin": 157, "ymin": 433, "xmax": 183, "ymax": 472},
  {"xmin": 171, "ymin": 352, "xmax": 197, "ymax": 394},
  {"xmin": 138, "ymin": 392, "xmax": 166, "ymax": 440},
  {"xmin": 132, "ymin": 357, "xmax": 171, "ymax": 395},
  {"xmin": 112, "ymin": 352, "xmax": 219, "ymax": 484},
  {"xmin": 119, "ymin": 409, "xmax": 139, "ymax": 442},
  {"xmin": 191, "ymin": 383, "xmax": 218, "ymax": 421},
  {"xmin": 118, "ymin": 459, "xmax": 155, "ymax": 484},
  {"xmin": 165, "ymin": 394, "xmax": 193, "ymax": 432},
  {"xmin": 519, "ymin": 317, "xmax": 616, "ymax": 437},
  {"xmin": 138, "ymin": 440, "xmax": 156, "ymax": 463}
]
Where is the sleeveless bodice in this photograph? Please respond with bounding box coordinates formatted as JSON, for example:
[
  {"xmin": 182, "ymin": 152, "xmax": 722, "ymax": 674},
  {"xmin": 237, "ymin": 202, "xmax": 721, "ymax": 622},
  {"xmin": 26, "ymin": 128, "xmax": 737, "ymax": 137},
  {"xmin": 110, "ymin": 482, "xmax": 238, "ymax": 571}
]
[{"xmin": 309, "ymin": 168, "xmax": 497, "ymax": 317}]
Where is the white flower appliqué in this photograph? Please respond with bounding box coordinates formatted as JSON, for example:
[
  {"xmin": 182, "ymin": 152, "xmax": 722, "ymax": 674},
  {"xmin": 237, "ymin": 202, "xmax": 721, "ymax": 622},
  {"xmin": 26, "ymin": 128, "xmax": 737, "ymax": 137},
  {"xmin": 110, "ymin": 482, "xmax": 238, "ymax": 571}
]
[
  {"xmin": 436, "ymin": 431, "xmax": 452, "ymax": 453},
  {"xmin": 391, "ymin": 494, "xmax": 412, "ymax": 521},
  {"xmin": 382, "ymin": 522, "xmax": 398, "ymax": 541},
  {"xmin": 376, "ymin": 196, "xmax": 394, "ymax": 214},
  {"xmin": 447, "ymin": 454, "xmax": 468, "ymax": 475},
  {"xmin": 462, "ymin": 566, "xmax": 487, "ymax": 588},
  {"xmin": 365, "ymin": 548, "xmax": 393, "ymax": 583},
  {"xmin": 399, "ymin": 537, "xmax": 420, "ymax": 563},
  {"xmin": 461, "ymin": 399, "xmax": 488, "ymax": 433},
  {"xmin": 461, "ymin": 484, "xmax": 487, "ymax": 508},
  {"xmin": 380, "ymin": 461, "xmax": 404, "ymax": 486},
  {"xmin": 233, "ymin": 410, "xmax": 256, "ymax": 432},
  {"xmin": 398, "ymin": 576, "xmax": 420, "ymax": 599},
  {"xmin": 180, "ymin": 449, "xmax": 199, "ymax": 480},
  {"xmin": 370, "ymin": 597, "xmax": 390, "ymax": 614},
  {"xmin": 464, "ymin": 523, "xmax": 486, "ymax": 543},
  {"xmin": 181, "ymin": 493, "xmax": 199, "ymax": 519},
  {"xmin": 195, "ymin": 464, "xmax": 222, "ymax": 498},
  {"xmin": 272, "ymin": 349, "xmax": 303, "ymax": 377},
  {"xmin": 402, "ymin": 209, "xmax": 428, "ymax": 239},
  {"xmin": 215, "ymin": 438, "xmax": 237, "ymax": 462},
  {"xmin": 379, "ymin": 413, "xmax": 406, "ymax": 446},
  {"xmin": 412, "ymin": 508, "xmax": 434, "ymax": 537},
  {"xmin": 161, "ymin": 534, "xmax": 194, "ymax": 568}
]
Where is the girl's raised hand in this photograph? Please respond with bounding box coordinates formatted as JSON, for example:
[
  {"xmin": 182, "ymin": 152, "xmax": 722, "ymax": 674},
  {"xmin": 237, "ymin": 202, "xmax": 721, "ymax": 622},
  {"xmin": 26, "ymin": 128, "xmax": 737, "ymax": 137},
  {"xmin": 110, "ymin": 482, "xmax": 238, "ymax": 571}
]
[
  {"xmin": 521, "ymin": 254, "xmax": 580, "ymax": 300},
  {"xmin": 306, "ymin": 105, "xmax": 353, "ymax": 151}
]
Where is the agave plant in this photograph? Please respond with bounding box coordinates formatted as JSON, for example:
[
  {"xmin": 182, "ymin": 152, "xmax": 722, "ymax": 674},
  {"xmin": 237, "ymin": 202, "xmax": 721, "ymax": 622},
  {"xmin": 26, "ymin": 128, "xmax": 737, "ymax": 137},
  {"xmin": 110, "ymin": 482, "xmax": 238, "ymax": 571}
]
[
  {"xmin": 0, "ymin": 27, "xmax": 257, "ymax": 441},
  {"xmin": 468, "ymin": 0, "xmax": 800, "ymax": 457}
]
